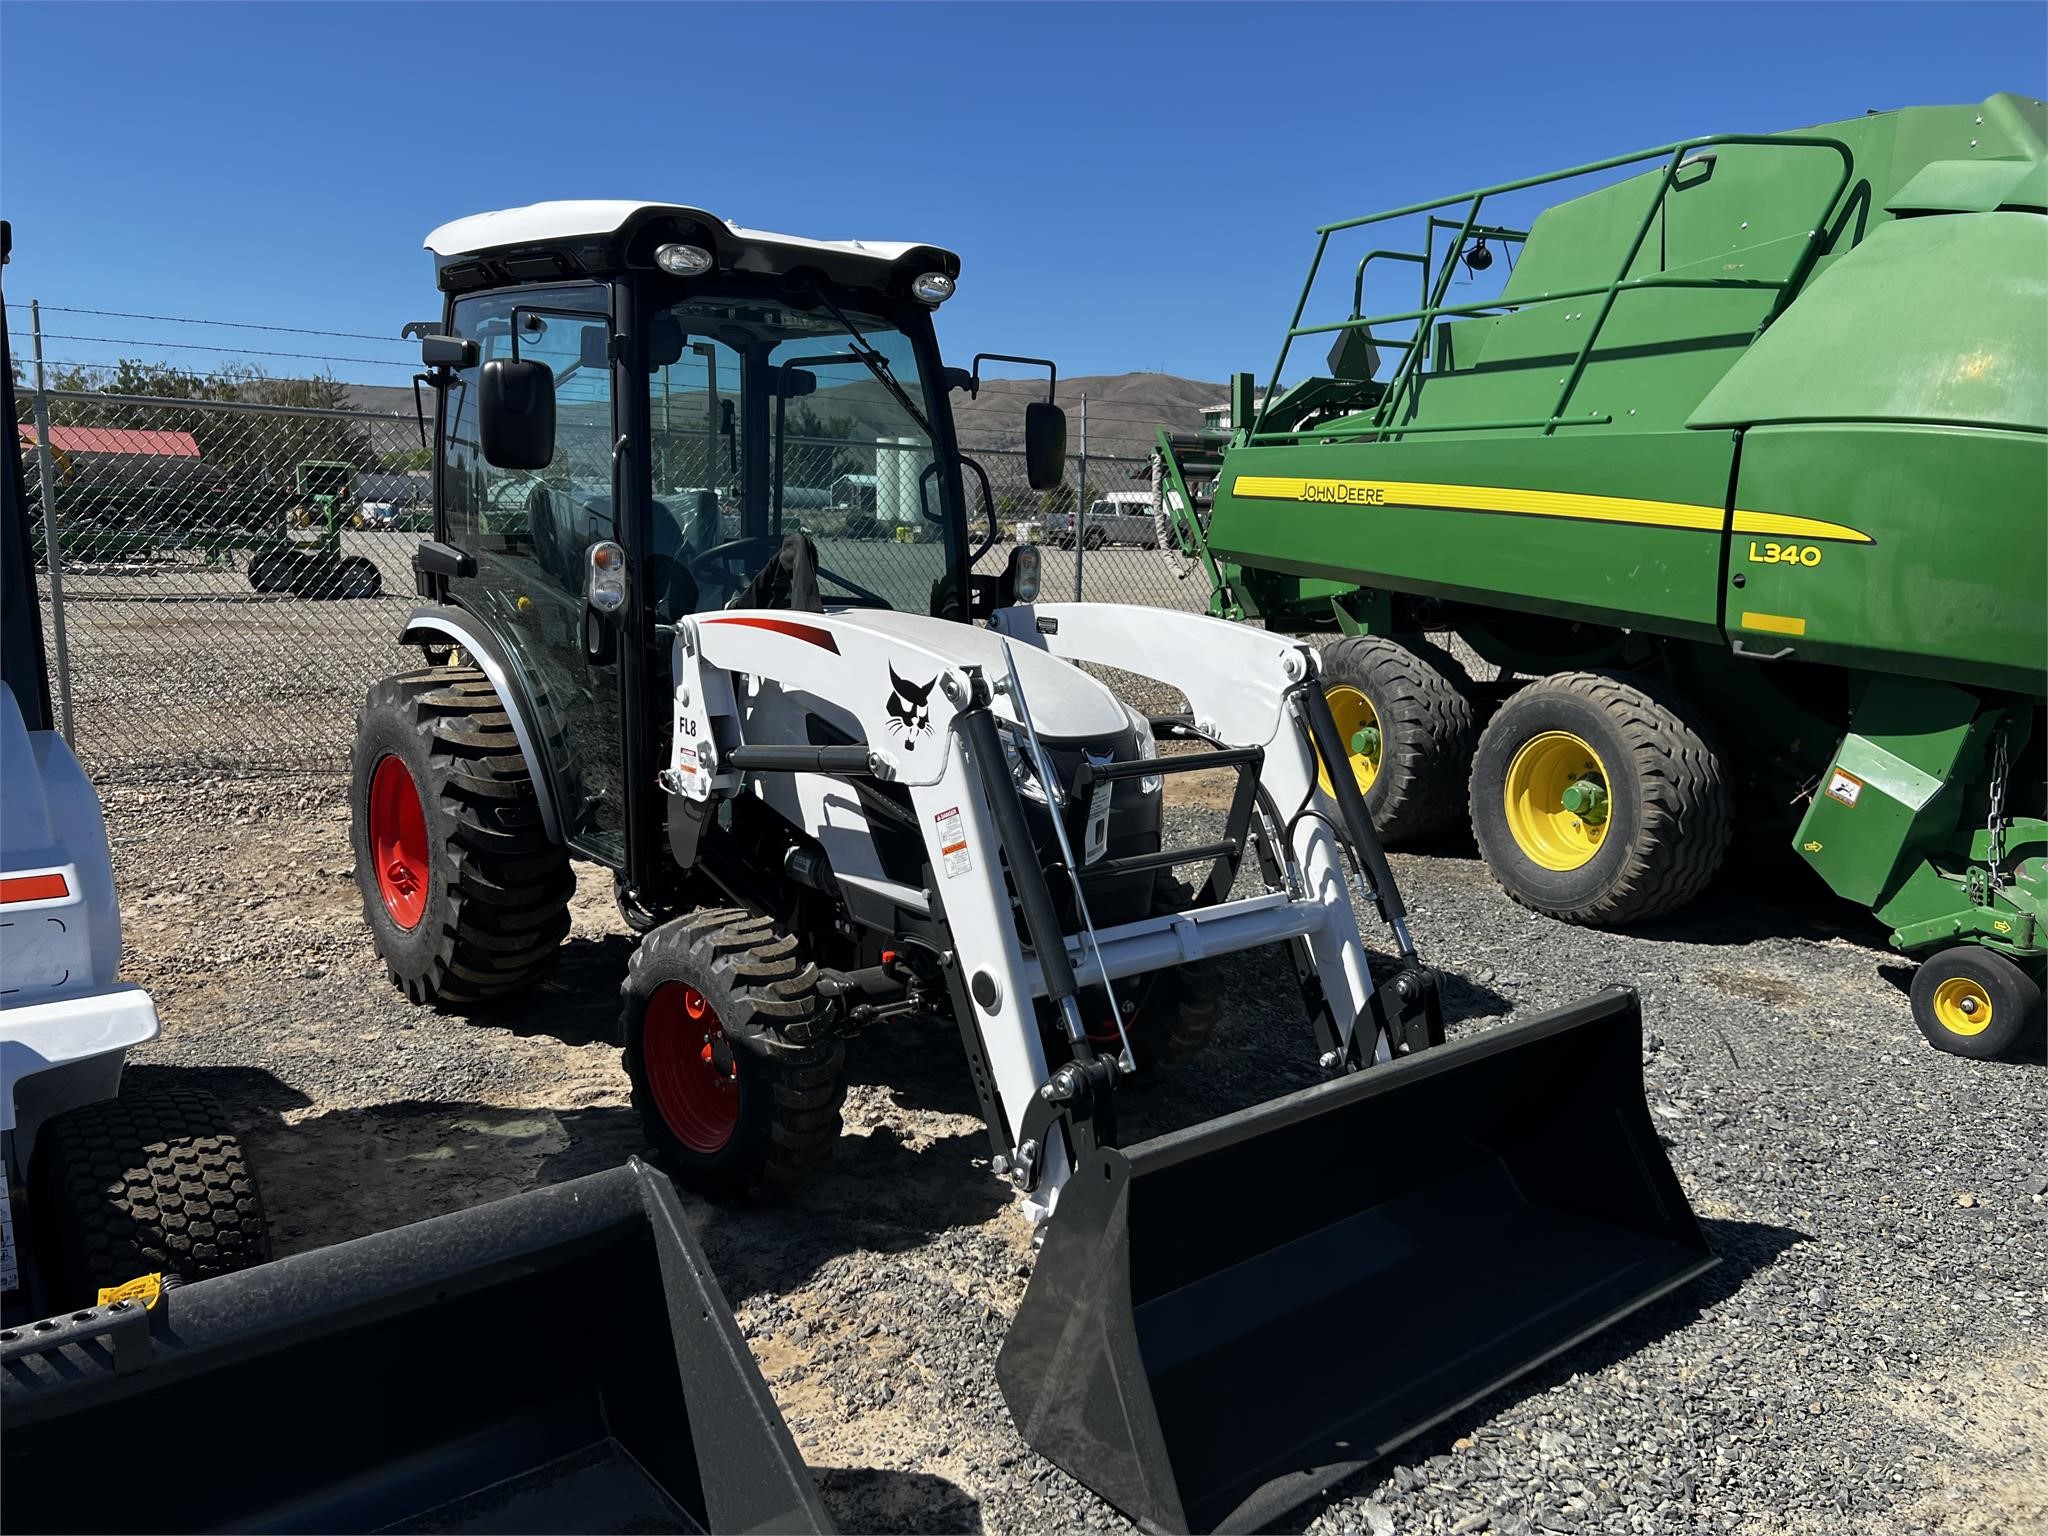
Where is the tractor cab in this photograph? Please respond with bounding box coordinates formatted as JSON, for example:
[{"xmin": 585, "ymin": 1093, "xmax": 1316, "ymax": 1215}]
[{"xmin": 408, "ymin": 202, "xmax": 1058, "ymax": 882}]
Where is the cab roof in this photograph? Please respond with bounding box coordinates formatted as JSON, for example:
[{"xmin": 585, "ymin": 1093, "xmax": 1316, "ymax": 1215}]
[{"xmin": 423, "ymin": 201, "xmax": 960, "ymax": 297}]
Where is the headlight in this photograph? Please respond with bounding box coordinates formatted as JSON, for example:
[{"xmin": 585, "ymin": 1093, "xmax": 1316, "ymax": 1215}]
[
  {"xmin": 911, "ymin": 271, "xmax": 956, "ymax": 306},
  {"xmin": 655, "ymin": 242, "xmax": 714, "ymax": 277},
  {"xmin": 1122, "ymin": 705, "xmax": 1163, "ymax": 795},
  {"xmin": 999, "ymin": 724, "xmax": 1064, "ymax": 807}
]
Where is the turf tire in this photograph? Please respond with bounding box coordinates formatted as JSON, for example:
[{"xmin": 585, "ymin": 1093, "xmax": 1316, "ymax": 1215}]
[
  {"xmin": 622, "ymin": 909, "xmax": 845, "ymax": 1202},
  {"xmin": 26, "ymin": 1083, "xmax": 271, "ymax": 1310},
  {"xmin": 1469, "ymin": 669, "xmax": 1731, "ymax": 926},
  {"xmin": 1909, "ymin": 946, "xmax": 2044, "ymax": 1061},
  {"xmin": 1319, "ymin": 633, "xmax": 1479, "ymax": 843},
  {"xmin": 350, "ymin": 667, "xmax": 573, "ymax": 1007}
]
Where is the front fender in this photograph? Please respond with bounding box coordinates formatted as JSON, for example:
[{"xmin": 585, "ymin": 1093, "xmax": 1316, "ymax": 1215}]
[{"xmin": 397, "ymin": 605, "xmax": 565, "ymax": 845}]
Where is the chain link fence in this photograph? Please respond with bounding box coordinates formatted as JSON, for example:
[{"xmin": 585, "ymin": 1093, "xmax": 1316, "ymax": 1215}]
[{"xmin": 20, "ymin": 379, "xmax": 1220, "ymax": 776}]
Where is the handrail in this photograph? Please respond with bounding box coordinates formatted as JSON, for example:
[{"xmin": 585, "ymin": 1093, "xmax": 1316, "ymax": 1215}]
[
  {"xmin": 1350, "ymin": 250, "xmax": 1427, "ymax": 321},
  {"xmin": 1251, "ymin": 130, "xmax": 1855, "ymax": 444}
]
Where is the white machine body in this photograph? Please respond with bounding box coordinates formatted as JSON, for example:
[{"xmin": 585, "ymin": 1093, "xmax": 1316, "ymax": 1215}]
[
  {"xmin": 668, "ymin": 602, "xmax": 1384, "ymax": 1220},
  {"xmin": 0, "ymin": 684, "xmax": 160, "ymax": 1292}
]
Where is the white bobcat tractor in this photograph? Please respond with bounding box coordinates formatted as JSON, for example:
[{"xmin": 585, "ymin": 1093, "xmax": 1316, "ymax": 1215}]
[{"xmin": 352, "ymin": 202, "xmax": 1717, "ymax": 1533}]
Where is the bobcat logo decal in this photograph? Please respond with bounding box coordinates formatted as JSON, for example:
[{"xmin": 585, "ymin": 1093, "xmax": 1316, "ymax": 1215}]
[{"xmin": 885, "ymin": 665, "xmax": 936, "ymax": 751}]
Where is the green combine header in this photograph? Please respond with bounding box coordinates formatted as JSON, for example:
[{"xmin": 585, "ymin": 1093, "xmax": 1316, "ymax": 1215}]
[{"xmin": 1158, "ymin": 95, "xmax": 2047, "ymax": 1058}]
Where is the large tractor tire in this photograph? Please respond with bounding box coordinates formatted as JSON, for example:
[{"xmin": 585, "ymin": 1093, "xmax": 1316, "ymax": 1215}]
[
  {"xmin": 1909, "ymin": 946, "xmax": 2044, "ymax": 1060},
  {"xmin": 246, "ymin": 549, "xmax": 299, "ymax": 594},
  {"xmin": 26, "ymin": 1083, "xmax": 270, "ymax": 1310},
  {"xmin": 1469, "ymin": 670, "xmax": 1731, "ymax": 926},
  {"xmin": 622, "ymin": 909, "xmax": 845, "ymax": 1202},
  {"xmin": 1317, "ymin": 634, "xmax": 1479, "ymax": 843},
  {"xmin": 349, "ymin": 668, "xmax": 573, "ymax": 1007}
]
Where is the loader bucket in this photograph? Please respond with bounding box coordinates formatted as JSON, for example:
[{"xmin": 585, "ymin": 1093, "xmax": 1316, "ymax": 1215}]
[
  {"xmin": 2, "ymin": 1160, "xmax": 830, "ymax": 1536},
  {"xmin": 998, "ymin": 986, "xmax": 1714, "ymax": 1535}
]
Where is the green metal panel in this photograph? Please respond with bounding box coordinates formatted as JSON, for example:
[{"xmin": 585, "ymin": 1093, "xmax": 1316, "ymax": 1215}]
[
  {"xmin": 1690, "ymin": 212, "xmax": 2048, "ymax": 433},
  {"xmin": 1206, "ymin": 428, "xmax": 1737, "ymax": 640},
  {"xmin": 1725, "ymin": 423, "xmax": 2048, "ymax": 694}
]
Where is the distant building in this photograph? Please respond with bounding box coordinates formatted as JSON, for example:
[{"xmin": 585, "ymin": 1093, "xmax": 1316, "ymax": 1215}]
[{"xmin": 1198, "ymin": 397, "xmax": 1267, "ymax": 434}]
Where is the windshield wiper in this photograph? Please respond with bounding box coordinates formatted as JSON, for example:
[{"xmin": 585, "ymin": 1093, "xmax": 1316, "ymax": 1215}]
[{"xmin": 803, "ymin": 282, "xmax": 935, "ymax": 440}]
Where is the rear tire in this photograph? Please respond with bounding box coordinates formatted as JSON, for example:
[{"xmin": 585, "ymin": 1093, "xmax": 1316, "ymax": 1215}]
[
  {"xmin": 1469, "ymin": 670, "xmax": 1730, "ymax": 926},
  {"xmin": 349, "ymin": 668, "xmax": 573, "ymax": 1006},
  {"xmin": 26, "ymin": 1084, "xmax": 271, "ymax": 1310},
  {"xmin": 622, "ymin": 909, "xmax": 845, "ymax": 1201},
  {"xmin": 1909, "ymin": 946, "xmax": 2043, "ymax": 1060},
  {"xmin": 1084, "ymin": 528, "xmax": 1108, "ymax": 551},
  {"xmin": 246, "ymin": 549, "xmax": 298, "ymax": 593},
  {"xmin": 1318, "ymin": 634, "xmax": 1478, "ymax": 843}
]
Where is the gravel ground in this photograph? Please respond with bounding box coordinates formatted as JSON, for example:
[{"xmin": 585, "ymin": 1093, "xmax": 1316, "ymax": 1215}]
[{"xmin": 105, "ymin": 772, "xmax": 2045, "ymax": 1536}]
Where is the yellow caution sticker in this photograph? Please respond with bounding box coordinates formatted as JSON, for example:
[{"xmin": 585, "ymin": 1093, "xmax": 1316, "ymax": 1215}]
[
  {"xmin": 1739, "ymin": 611, "xmax": 1808, "ymax": 637},
  {"xmin": 97, "ymin": 1272, "xmax": 165, "ymax": 1310}
]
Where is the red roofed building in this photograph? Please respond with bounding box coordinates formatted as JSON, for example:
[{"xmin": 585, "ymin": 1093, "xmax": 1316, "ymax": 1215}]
[{"xmin": 17, "ymin": 424, "xmax": 202, "ymax": 458}]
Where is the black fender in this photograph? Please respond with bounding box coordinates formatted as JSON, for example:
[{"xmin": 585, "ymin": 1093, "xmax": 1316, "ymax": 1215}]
[{"xmin": 398, "ymin": 604, "xmax": 566, "ymax": 845}]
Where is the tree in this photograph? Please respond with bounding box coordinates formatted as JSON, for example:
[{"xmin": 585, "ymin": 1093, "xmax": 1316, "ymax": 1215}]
[{"xmin": 31, "ymin": 360, "xmax": 376, "ymax": 492}]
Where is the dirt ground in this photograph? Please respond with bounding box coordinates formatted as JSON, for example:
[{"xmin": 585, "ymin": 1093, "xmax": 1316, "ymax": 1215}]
[{"xmin": 108, "ymin": 771, "xmax": 2046, "ymax": 1536}]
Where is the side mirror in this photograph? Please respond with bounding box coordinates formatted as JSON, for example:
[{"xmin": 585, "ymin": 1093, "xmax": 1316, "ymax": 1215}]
[
  {"xmin": 420, "ymin": 334, "xmax": 478, "ymax": 370},
  {"xmin": 1024, "ymin": 401, "xmax": 1067, "ymax": 492},
  {"xmin": 775, "ymin": 367, "xmax": 818, "ymax": 400},
  {"xmin": 479, "ymin": 358, "xmax": 556, "ymax": 470},
  {"xmin": 648, "ymin": 313, "xmax": 686, "ymax": 370},
  {"xmin": 578, "ymin": 325, "xmax": 612, "ymax": 372}
]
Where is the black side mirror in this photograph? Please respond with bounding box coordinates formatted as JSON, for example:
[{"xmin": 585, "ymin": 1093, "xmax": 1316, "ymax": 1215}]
[
  {"xmin": 479, "ymin": 358, "xmax": 556, "ymax": 470},
  {"xmin": 775, "ymin": 367, "xmax": 818, "ymax": 400},
  {"xmin": 1024, "ymin": 401, "xmax": 1067, "ymax": 492},
  {"xmin": 420, "ymin": 334, "xmax": 478, "ymax": 370},
  {"xmin": 648, "ymin": 313, "xmax": 686, "ymax": 370},
  {"xmin": 578, "ymin": 325, "xmax": 612, "ymax": 372}
]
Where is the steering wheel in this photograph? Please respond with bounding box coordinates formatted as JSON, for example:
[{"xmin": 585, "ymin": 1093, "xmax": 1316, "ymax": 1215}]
[{"xmin": 688, "ymin": 534, "xmax": 784, "ymax": 583}]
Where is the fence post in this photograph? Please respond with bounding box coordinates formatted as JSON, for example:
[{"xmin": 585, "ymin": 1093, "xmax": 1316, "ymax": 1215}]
[
  {"xmin": 28, "ymin": 300, "xmax": 77, "ymax": 746},
  {"xmin": 1072, "ymin": 393, "xmax": 1088, "ymax": 602}
]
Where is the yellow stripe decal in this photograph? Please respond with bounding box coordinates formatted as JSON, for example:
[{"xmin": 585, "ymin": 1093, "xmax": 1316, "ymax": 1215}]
[
  {"xmin": 1739, "ymin": 611, "xmax": 1807, "ymax": 636},
  {"xmin": 1228, "ymin": 475, "xmax": 1874, "ymax": 545}
]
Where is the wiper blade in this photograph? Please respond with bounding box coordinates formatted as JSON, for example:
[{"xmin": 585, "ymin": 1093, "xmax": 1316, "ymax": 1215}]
[{"xmin": 805, "ymin": 283, "xmax": 934, "ymax": 440}]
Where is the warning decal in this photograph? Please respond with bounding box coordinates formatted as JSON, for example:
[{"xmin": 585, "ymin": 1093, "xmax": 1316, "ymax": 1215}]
[
  {"xmin": 934, "ymin": 807, "xmax": 972, "ymax": 878},
  {"xmin": 1825, "ymin": 768, "xmax": 1864, "ymax": 808}
]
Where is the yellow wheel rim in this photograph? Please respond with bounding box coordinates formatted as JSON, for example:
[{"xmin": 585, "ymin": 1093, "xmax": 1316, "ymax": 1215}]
[
  {"xmin": 1930, "ymin": 975, "xmax": 1994, "ymax": 1037},
  {"xmin": 1317, "ymin": 685, "xmax": 1383, "ymax": 797},
  {"xmin": 1503, "ymin": 730, "xmax": 1612, "ymax": 871}
]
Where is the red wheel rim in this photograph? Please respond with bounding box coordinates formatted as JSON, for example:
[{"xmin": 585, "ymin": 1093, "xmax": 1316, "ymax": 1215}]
[
  {"xmin": 644, "ymin": 984, "xmax": 740, "ymax": 1153},
  {"xmin": 368, "ymin": 755, "xmax": 430, "ymax": 930}
]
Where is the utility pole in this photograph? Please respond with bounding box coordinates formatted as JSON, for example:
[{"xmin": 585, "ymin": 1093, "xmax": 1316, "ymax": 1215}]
[
  {"xmin": 1072, "ymin": 393, "xmax": 1088, "ymax": 601},
  {"xmin": 29, "ymin": 300, "xmax": 76, "ymax": 744}
]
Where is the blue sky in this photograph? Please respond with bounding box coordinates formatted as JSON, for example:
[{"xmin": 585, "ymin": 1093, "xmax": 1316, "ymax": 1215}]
[{"xmin": 3, "ymin": 2, "xmax": 2041, "ymax": 391}]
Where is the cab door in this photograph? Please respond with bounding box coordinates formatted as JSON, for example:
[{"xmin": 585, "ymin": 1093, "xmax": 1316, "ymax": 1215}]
[{"xmin": 442, "ymin": 284, "xmax": 629, "ymax": 865}]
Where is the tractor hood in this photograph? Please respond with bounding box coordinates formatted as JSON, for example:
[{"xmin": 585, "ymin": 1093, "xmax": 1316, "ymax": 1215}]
[{"xmin": 836, "ymin": 608, "xmax": 1133, "ymax": 742}]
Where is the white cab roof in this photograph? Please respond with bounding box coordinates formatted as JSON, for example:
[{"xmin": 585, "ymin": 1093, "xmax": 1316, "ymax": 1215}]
[{"xmin": 424, "ymin": 201, "xmax": 950, "ymax": 269}]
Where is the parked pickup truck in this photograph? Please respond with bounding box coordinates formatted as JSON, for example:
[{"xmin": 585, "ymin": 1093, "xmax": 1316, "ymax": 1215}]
[{"xmin": 1044, "ymin": 492, "xmax": 1160, "ymax": 550}]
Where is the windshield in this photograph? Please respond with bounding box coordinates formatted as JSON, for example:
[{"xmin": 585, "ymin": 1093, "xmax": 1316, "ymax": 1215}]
[{"xmin": 647, "ymin": 294, "xmax": 961, "ymax": 619}]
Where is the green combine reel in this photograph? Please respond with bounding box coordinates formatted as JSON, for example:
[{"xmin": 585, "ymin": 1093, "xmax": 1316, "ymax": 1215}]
[{"xmin": 1158, "ymin": 94, "xmax": 2047, "ymax": 1058}]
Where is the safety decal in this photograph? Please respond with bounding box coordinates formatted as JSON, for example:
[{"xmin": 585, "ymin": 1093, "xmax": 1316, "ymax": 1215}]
[
  {"xmin": 1825, "ymin": 768, "xmax": 1864, "ymax": 808},
  {"xmin": 934, "ymin": 807, "xmax": 971, "ymax": 878}
]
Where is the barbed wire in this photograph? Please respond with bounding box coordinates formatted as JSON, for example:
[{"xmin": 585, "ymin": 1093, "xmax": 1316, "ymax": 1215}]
[
  {"xmin": 4, "ymin": 302, "xmax": 410, "ymax": 346},
  {"xmin": 32, "ymin": 333, "xmax": 414, "ymax": 370}
]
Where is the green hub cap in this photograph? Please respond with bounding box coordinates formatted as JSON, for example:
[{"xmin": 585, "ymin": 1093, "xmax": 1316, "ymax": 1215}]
[
  {"xmin": 1350, "ymin": 726, "xmax": 1382, "ymax": 758},
  {"xmin": 1558, "ymin": 777, "xmax": 1609, "ymax": 823}
]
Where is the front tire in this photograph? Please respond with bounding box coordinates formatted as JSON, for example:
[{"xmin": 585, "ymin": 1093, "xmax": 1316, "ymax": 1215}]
[
  {"xmin": 622, "ymin": 909, "xmax": 845, "ymax": 1201},
  {"xmin": 1909, "ymin": 946, "xmax": 2043, "ymax": 1060},
  {"xmin": 1318, "ymin": 634, "xmax": 1479, "ymax": 843},
  {"xmin": 1121, "ymin": 876, "xmax": 1222, "ymax": 1070},
  {"xmin": 26, "ymin": 1084, "xmax": 271, "ymax": 1310},
  {"xmin": 349, "ymin": 668, "xmax": 573, "ymax": 1006},
  {"xmin": 1469, "ymin": 670, "xmax": 1730, "ymax": 926}
]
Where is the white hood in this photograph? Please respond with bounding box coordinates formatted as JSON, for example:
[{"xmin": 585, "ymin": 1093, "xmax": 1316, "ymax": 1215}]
[{"xmin": 834, "ymin": 609, "xmax": 1132, "ymax": 741}]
